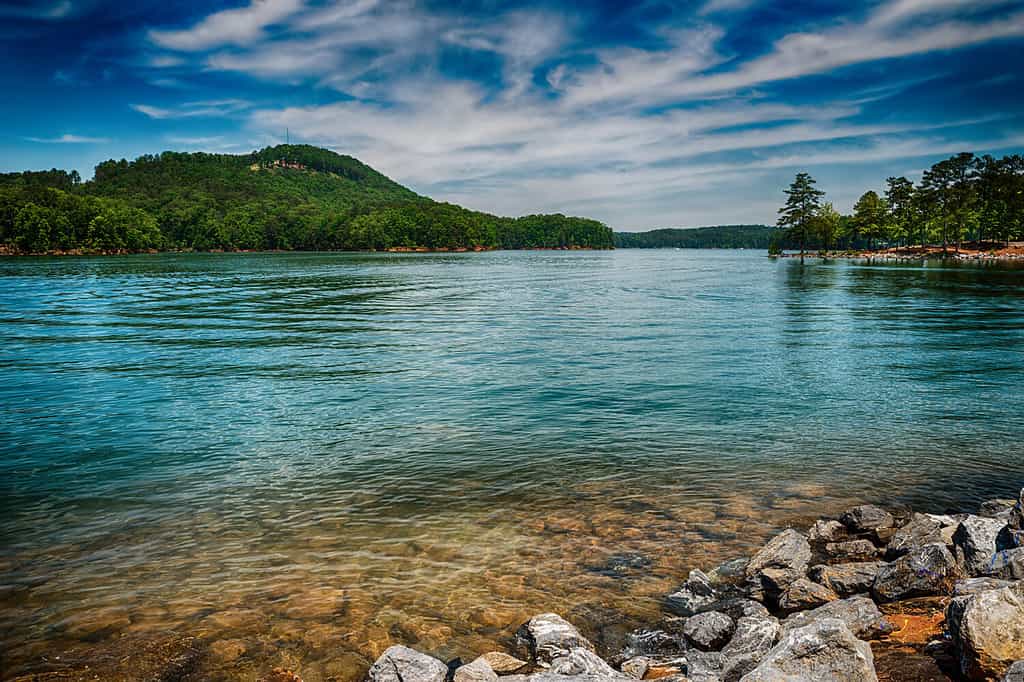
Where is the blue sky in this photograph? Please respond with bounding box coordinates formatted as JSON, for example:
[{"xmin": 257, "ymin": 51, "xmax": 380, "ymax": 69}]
[{"xmin": 3, "ymin": 0, "xmax": 1023, "ymax": 229}]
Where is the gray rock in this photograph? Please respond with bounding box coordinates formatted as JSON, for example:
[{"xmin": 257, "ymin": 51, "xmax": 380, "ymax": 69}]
[
  {"xmin": 872, "ymin": 543, "xmax": 962, "ymax": 602},
  {"xmin": 1010, "ymin": 489, "xmax": 1024, "ymax": 529},
  {"xmin": 980, "ymin": 499, "xmax": 1016, "ymax": 519},
  {"xmin": 744, "ymin": 529, "xmax": 811, "ymax": 603},
  {"xmin": 987, "ymin": 548, "xmax": 1024, "ymax": 580},
  {"xmin": 1005, "ymin": 660, "xmax": 1024, "ymax": 682},
  {"xmin": 620, "ymin": 656, "xmax": 650, "ymax": 679},
  {"xmin": 738, "ymin": 618, "xmax": 877, "ymax": 682},
  {"xmin": 684, "ymin": 611, "xmax": 736, "ymax": 651},
  {"xmin": 926, "ymin": 513, "xmax": 963, "ymax": 528},
  {"xmin": 368, "ymin": 645, "xmax": 448, "ymax": 682},
  {"xmin": 686, "ymin": 650, "xmax": 725, "ymax": 681},
  {"xmin": 548, "ymin": 648, "xmax": 621, "ymax": 677},
  {"xmin": 781, "ymin": 595, "xmax": 894, "ymax": 640},
  {"xmin": 807, "ymin": 519, "xmax": 845, "ymax": 543},
  {"xmin": 840, "ymin": 505, "xmax": 895, "ymax": 533},
  {"xmin": 954, "ymin": 577, "xmax": 1016, "ymax": 596},
  {"xmin": 696, "ymin": 598, "xmax": 770, "ymax": 621},
  {"xmin": 824, "ymin": 539, "xmax": 883, "ymax": 562},
  {"xmin": 478, "ymin": 652, "xmax": 528, "ymax": 674},
  {"xmin": 708, "ymin": 558, "xmax": 750, "ymax": 587},
  {"xmin": 619, "ymin": 627, "xmax": 687, "ymax": 661},
  {"xmin": 517, "ymin": 613, "xmax": 594, "ymax": 665},
  {"xmin": 777, "ymin": 578, "xmax": 837, "ymax": 613},
  {"xmin": 666, "ymin": 569, "xmax": 718, "ymax": 616},
  {"xmin": 954, "ymin": 515, "xmax": 1007, "ymax": 576},
  {"xmin": 809, "ymin": 562, "xmax": 886, "ymax": 597},
  {"xmin": 947, "ymin": 580, "xmax": 1024, "ymax": 680},
  {"xmin": 887, "ymin": 513, "xmax": 943, "ymax": 558},
  {"xmin": 720, "ymin": 616, "xmax": 781, "ymax": 682},
  {"xmin": 454, "ymin": 658, "xmax": 498, "ymax": 682}
]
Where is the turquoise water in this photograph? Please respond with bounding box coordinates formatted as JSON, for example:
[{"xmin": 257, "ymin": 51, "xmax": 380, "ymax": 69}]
[{"xmin": 1, "ymin": 250, "xmax": 1023, "ymax": 680}]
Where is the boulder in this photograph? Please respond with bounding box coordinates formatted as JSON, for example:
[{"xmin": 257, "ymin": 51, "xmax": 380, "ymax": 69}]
[
  {"xmin": 840, "ymin": 505, "xmax": 895, "ymax": 533},
  {"xmin": 744, "ymin": 529, "xmax": 811, "ymax": 603},
  {"xmin": 980, "ymin": 499, "xmax": 1016, "ymax": 520},
  {"xmin": 478, "ymin": 652, "xmax": 528, "ymax": 674},
  {"xmin": 777, "ymin": 578, "xmax": 837, "ymax": 613},
  {"xmin": 516, "ymin": 613, "xmax": 593, "ymax": 665},
  {"xmin": 683, "ymin": 611, "xmax": 735, "ymax": 651},
  {"xmin": 720, "ymin": 615, "xmax": 781, "ymax": 682},
  {"xmin": 781, "ymin": 595, "xmax": 894, "ymax": 640},
  {"xmin": 954, "ymin": 577, "xmax": 1016, "ymax": 596},
  {"xmin": 872, "ymin": 543, "xmax": 962, "ymax": 602},
  {"xmin": 454, "ymin": 658, "xmax": 498, "ymax": 682},
  {"xmin": 685, "ymin": 650, "xmax": 725, "ymax": 681},
  {"xmin": 666, "ymin": 569, "xmax": 718, "ymax": 616},
  {"xmin": 708, "ymin": 558, "xmax": 750, "ymax": 587},
  {"xmin": 738, "ymin": 618, "xmax": 877, "ymax": 682},
  {"xmin": 1005, "ymin": 660, "xmax": 1024, "ymax": 681},
  {"xmin": 824, "ymin": 539, "xmax": 883, "ymax": 562},
  {"xmin": 947, "ymin": 581, "xmax": 1024, "ymax": 680},
  {"xmin": 807, "ymin": 519, "xmax": 845, "ymax": 543},
  {"xmin": 619, "ymin": 627, "xmax": 687, "ymax": 661},
  {"xmin": 696, "ymin": 597, "xmax": 770, "ymax": 621},
  {"xmin": 954, "ymin": 515, "xmax": 1007, "ymax": 576},
  {"xmin": 887, "ymin": 513, "xmax": 943, "ymax": 558},
  {"xmin": 619, "ymin": 656, "xmax": 649, "ymax": 679},
  {"xmin": 987, "ymin": 548, "xmax": 1024, "ymax": 580},
  {"xmin": 368, "ymin": 645, "xmax": 448, "ymax": 682},
  {"xmin": 547, "ymin": 648, "xmax": 621, "ymax": 677},
  {"xmin": 809, "ymin": 562, "xmax": 886, "ymax": 597}
]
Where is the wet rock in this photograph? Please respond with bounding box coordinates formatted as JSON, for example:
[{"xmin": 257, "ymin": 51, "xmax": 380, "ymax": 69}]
[
  {"xmin": 620, "ymin": 656, "xmax": 650, "ymax": 679},
  {"xmin": 454, "ymin": 658, "xmax": 498, "ymax": 682},
  {"xmin": 987, "ymin": 548, "xmax": 1024, "ymax": 580},
  {"xmin": 947, "ymin": 580, "xmax": 1024, "ymax": 680},
  {"xmin": 720, "ymin": 615, "xmax": 780, "ymax": 682},
  {"xmin": 209, "ymin": 638, "xmax": 248, "ymax": 664},
  {"xmin": 683, "ymin": 611, "xmax": 735, "ymax": 651},
  {"xmin": 980, "ymin": 499, "xmax": 1016, "ymax": 519},
  {"xmin": 744, "ymin": 529, "xmax": 811, "ymax": 603},
  {"xmin": 807, "ymin": 519, "xmax": 845, "ymax": 543},
  {"xmin": 367, "ymin": 645, "xmax": 448, "ymax": 682},
  {"xmin": 824, "ymin": 539, "xmax": 883, "ymax": 562},
  {"xmin": 516, "ymin": 613, "xmax": 593, "ymax": 665},
  {"xmin": 708, "ymin": 558, "xmax": 750, "ymax": 587},
  {"xmin": 954, "ymin": 515, "xmax": 1007, "ymax": 576},
  {"xmin": 1005, "ymin": 660, "xmax": 1024, "ymax": 681},
  {"xmin": 261, "ymin": 669, "xmax": 304, "ymax": 682},
  {"xmin": 872, "ymin": 543, "xmax": 962, "ymax": 602},
  {"xmin": 777, "ymin": 578, "xmax": 837, "ymax": 613},
  {"xmin": 695, "ymin": 597, "xmax": 770, "ymax": 621},
  {"xmin": 666, "ymin": 569, "xmax": 718, "ymax": 616},
  {"xmin": 954, "ymin": 577, "xmax": 1016, "ymax": 596},
  {"xmin": 619, "ymin": 627, "xmax": 687, "ymax": 661},
  {"xmin": 887, "ymin": 513, "xmax": 944, "ymax": 559},
  {"xmin": 588, "ymin": 553, "xmax": 653, "ymax": 578},
  {"xmin": 809, "ymin": 561, "xmax": 886, "ymax": 597},
  {"xmin": 781, "ymin": 595, "xmax": 894, "ymax": 640},
  {"xmin": 738, "ymin": 618, "xmax": 877, "ymax": 682},
  {"xmin": 548, "ymin": 648, "xmax": 620, "ymax": 677},
  {"xmin": 478, "ymin": 651, "xmax": 527, "ymax": 674},
  {"xmin": 840, "ymin": 505, "xmax": 895, "ymax": 533}
]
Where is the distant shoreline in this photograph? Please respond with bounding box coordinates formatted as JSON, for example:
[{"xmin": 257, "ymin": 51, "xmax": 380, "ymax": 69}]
[{"xmin": 0, "ymin": 245, "xmax": 612, "ymax": 257}]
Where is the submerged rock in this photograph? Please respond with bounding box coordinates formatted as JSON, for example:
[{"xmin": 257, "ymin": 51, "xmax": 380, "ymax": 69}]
[
  {"xmin": 947, "ymin": 580, "xmax": 1024, "ymax": 680},
  {"xmin": 666, "ymin": 569, "xmax": 718, "ymax": 616},
  {"xmin": 744, "ymin": 529, "xmax": 811, "ymax": 604},
  {"xmin": 954, "ymin": 515, "xmax": 1007, "ymax": 576},
  {"xmin": 777, "ymin": 577, "xmax": 838, "ymax": 613},
  {"xmin": 872, "ymin": 543, "xmax": 962, "ymax": 602},
  {"xmin": 367, "ymin": 645, "xmax": 448, "ymax": 682},
  {"xmin": 782, "ymin": 595, "xmax": 894, "ymax": 640},
  {"xmin": 840, "ymin": 505, "xmax": 895, "ymax": 534},
  {"xmin": 683, "ymin": 611, "xmax": 735, "ymax": 651},
  {"xmin": 516, "ymin": 613, "xmax": 594, "ymax": 666},
  {"xmin": 738, "ymin": 618, "xmax": 878, "ymax": 682},
  {"xmin": 887, "ymin": 513, "xmax": 944, "ymax": 559},
  {"xmin": 809, "ymin": 561, "xmax": 886, "ymax": 597}
]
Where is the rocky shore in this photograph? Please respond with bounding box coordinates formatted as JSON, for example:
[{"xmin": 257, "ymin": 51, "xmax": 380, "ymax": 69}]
[{"xmin": 362, "ymin": 491, "xmax": 1024, "ymax": 682}]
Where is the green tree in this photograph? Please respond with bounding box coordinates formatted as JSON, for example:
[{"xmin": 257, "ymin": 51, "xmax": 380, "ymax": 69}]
[
  {"xmin": 13, "ymin": 203, "xmax": 52, "ymax": 252},
  {"xmin": 884, "ymin": 176, "xmax": 915, "ymax": 247},
  {"xmin": 812, "ymin": 202, "xmax": 842, "ymax": 252},
  {"xmin": 777, "ymin": 172, "xmax": 825, "ymax": 257},
  {"xmin": 851, "ymin": 191, "xmax": 888, "ymax": 250}
]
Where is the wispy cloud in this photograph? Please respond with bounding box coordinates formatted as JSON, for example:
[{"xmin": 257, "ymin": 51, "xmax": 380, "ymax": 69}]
[
  {"xmin": 131, "ymin": 99, "xmax": 252, "ymax": 119},
  {"xmin": 24, "ymin": 133, "xmax": 110, "ymax": 144},
  {"xmin": 149, "ymin": 0, "xmax": 304, "ymax": 52}
]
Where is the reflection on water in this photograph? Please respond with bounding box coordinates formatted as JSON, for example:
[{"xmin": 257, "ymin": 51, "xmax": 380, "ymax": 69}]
[{"xmin": 1, "ymin": 251, "xmax": 1022, "ymax": 680}]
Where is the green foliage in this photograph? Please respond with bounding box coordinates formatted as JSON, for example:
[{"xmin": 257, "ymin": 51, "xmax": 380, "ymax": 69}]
[
  {"xmin": 777, "ymin": 172, "xmax": 825, "ymax": 254},
  {"xmin": 615, "ymin": 225, "xmax": 775, "ymax": 248},
  {"xmin": 0, "ymin": 145, "xmax": 613, "ymax": 253},
  {"xmin": 851, "ymin": 191, "xmax": 888, "ymax": 249}
]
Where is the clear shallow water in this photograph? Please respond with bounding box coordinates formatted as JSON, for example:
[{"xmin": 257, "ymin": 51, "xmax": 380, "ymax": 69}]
[{"xmin": 1, "ymin": 250, "xmax": 1023, "ymax": 680}]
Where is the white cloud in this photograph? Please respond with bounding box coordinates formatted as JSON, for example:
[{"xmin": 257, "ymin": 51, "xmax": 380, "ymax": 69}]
[
  {"xmin": 131, "ymin": 99, "xmax": 252, "ymax": 119},
  {"xmin": 149, "ymin": 0, "xmax": 304, "ymax": 52},
  {"xmin": 24, "ymin": 134, "xmax": 109, "ymax": 144}
]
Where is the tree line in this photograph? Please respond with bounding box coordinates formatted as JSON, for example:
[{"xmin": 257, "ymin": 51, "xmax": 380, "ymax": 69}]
[
  {"xmin": 615, "ymin": 225, "xmax": 774, "ymax": 249},
  {"xmin": 775, "ymin": 152, "xmax": 1024, "ymax": 255},
  {"xmin": 0, "ymin": 145, "xmax": 613, "ymax": 254}
]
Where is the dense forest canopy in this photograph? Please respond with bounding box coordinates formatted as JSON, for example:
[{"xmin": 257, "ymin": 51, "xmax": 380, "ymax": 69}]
[
  {"xmin": 773, "ymin": 151, "xmax": 1024, "ymax": 254},
  {"xmin": 615, "ymin": 225, "xmax": 775, "ymax": 249},
  {"xmin": 0, "ymin": 145, "xmax": 613, "ymax": 253}
]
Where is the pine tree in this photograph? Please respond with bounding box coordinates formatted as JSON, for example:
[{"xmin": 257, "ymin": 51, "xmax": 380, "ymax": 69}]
[{"xmin": 777, "ymin": 172, "xmax": 825, "ymax": 258}]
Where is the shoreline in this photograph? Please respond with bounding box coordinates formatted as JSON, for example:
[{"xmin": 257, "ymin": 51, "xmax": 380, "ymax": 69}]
[
  {"xmin": 777, "ymin": 242, "xmax": 1024, "ymax": 262},
  {"xmin": 0, "ymin": 245, "xmax": 612, "ymax": 257}
]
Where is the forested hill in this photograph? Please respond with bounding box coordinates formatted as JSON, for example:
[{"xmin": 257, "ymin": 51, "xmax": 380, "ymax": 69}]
[
  {"xmin": 615, "ymin": 225, "xmax": 774, "ymax": 248},
  {"xmin": 0, "ymin": 144, "xmax": 613, "ymax": 253}
]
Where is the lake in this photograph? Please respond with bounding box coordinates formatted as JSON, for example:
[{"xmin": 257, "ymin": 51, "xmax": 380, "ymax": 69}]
[{"xmin": 1, "ymin": 250, "xmax": 1023, "ymax": 680}]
